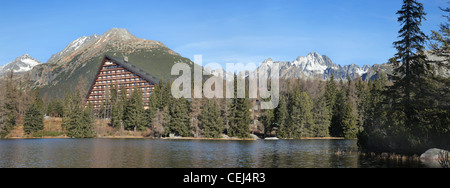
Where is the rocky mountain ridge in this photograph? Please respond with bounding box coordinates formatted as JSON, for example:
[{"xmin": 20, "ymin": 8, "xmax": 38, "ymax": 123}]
[{"xmin": 254, "ymin": 52, "xmax": 393, "ymax": 81}]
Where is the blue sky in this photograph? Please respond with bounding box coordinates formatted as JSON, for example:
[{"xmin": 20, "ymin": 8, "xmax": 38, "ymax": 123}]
[{"xmin": 0, "ymin": 0, "xmax": 447, "ymax": 67}]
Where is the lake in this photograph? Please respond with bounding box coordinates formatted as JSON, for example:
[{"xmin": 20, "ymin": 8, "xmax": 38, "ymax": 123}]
[{"xmin": 0, "ymin": 139, "xmax": 426, "ymax": 168}]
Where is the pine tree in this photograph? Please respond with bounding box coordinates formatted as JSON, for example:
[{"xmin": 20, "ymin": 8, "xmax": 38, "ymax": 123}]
[
  {"xmin": 342, "ymin": 103, "xmax": 358, "ymax": 139},
  {"xmin": 62, "ymin": 91, "xmax": 95, "ymax": 138},
  {"xmin": 299, "ymin": 91, "xmax": 315, "ymax": 137},
  {"xmin": 111, "ymin": 85, "xmax": 127, "ymax": 129},
  {"xmin": 287, "ymin": 90, "xmax": 302, "ymax": 138},
  {"xmin": 147, "ymin": 80, "xmax": 164, "ymax": 125},
  {"xmin": 355, "ymin": 78, "xmax": 368, "ymax": 130},
  {"xmin": 313, "ymin": 91, "xmax": 331, "ymax": 137},
  {"xmin": 110, "ymin": 85, "xmax": 121, "ymax": 128},
  {"xmin": 168, "ymin": 97, "xmax": 191, "ymax": 137},
  {"xmin": 200, "ymin": 99, "xmax": 223, "ymax": 138},
  {"xmin": 81, "ymin": 103, "xmax": 96, "ymax": 138},
  {"xmin": 23, "ymin": 90, "xmax": 44, "ymax": 135},
  {"xmin": 54, "ymin": 100, "xmax": 63, "ymax": 117},
  {"xmin": 274, "ymin": 96, "xmax": 288, "ymax": 138},
  {"xmin": 123, "ymin": 87, "xmax": 146, "ymax": 131},
  {"xmin": 1, "ymin": 70, "xmax": 19, "ymax": 138},
  {"xmin": 285, "ymin": 88, "xmax": 314, "ymax": 138},
  {"xmin": 389, "ymin": 0, "xmax": 428, "ymax": 131},
  {"xmin": 324, "ymin": 74, "xmax": 337, "ymax": 115},
  {"xmin": 162, "ymin": 80, "xmax": 173, "ymax": 108},
  {"xmin": 260, "ymin": 95, "xmax": 275, "ymax": 138},
  {"xmin": 382, "ymin": 0, "xmax": 434, "ymax": 152},
  {"xmin": 46, "ymin": 99, "xmax": 55, "ymax": 117},
  {"xmin": 330, "ymin": 87, "xmax": 345, "ymax": 137},
  {"xmin": 228, "ymin": 74, "xmax": 251, "ymax": 138}
]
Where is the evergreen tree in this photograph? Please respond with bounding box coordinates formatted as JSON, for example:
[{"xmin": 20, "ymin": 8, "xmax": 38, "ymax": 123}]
[
  {"xmin": 260, "ymin": 108, "xmax": 274, "ymax": 138},
  {"xmin": 300, "ymin": 92, "xmax": 315, "ymax": 137},
  {"xmin": 23, "ymin": 90, "xmax": 44, "ymax": 135},
  {"xmin": 162, "ymin": 80, "xmax": 173, "ymax": 108},
  {"xmin": 200, "ymin": 99, "xmax": 223, "ymax": 138},
  {"xmin": 389, "ymin": 0, "xmax": 428, "ymax": 134},
  {"xmin": 285, "ymin": 89, "xmax": 314, "ymax": 138},
  {"xmin": 313, "ymin": 91, "xmax": 331, "ymax": 137},
  {"xmin": 342, "ymin": 103, "xmax": 358, "ymax": 139},
  {"xmin": 46, "ymin": 99, "xmax": 55, "ymax": 117},
  {"xmin": 123, "ymin": 87, "xmax": 146, "ymax": 131},
  {"xmin": 147, "ymin": 80, "xmax": 164, "ymax": 125},
  {"xmin": 287, "ymin": 90, "xmax": 302, "ymax": 138},
  {"xmin": 168, "ymin": 97, "xmax": 191, "ymax": 137},
  {"xmin": 376, "ymin": 0, "xmax": 438, "ymax": 153},
  {"xmin": 1, "ymin": 70, "xmax": 18, "ymax": 138},
  {"xmin": 228, "ymin": 74, "xmax": 251, "ymax": 138},
  {"xmin": 274, "ymin": 96, "xmax": 288, "ymax": 138},
  {"xmin": 81, "ymin": 103, "xmax": 96, "ymax": 138},
  {"xmin": 111, "ymin": 85, "xmax": 126, "ymax": 129},
  {"xmin": 62, "ymin": 91, "xmax": 95, "ymax": 138},
  {"xmin": 324, "ymin": 74, "xmax": 337, "ymax": 115},
  {"xmin": 54, "ymin": 100, "xmax": 63, "ymax": 117},
  {"xmin": 355, "ymin": 78, "xmax": 369, "ymax": 130},
  {"xmin": 330, "ymin": 87, "xmax": 345, "ymax": 137}
]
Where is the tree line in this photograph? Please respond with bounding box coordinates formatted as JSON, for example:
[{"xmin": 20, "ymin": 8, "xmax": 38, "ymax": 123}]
[{"xmin": 0, "ymin": 67, "xmax": 386, "ymax": 140}]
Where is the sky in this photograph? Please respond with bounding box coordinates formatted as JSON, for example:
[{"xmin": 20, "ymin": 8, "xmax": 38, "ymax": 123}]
[{"xmin": 0, "ymin": 0, "xmax": 448, "ymax": 68}]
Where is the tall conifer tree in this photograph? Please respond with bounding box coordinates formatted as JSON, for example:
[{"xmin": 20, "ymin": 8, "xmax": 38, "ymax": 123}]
[
  {"xmin": 228, "ymin": 74, "xmax": 251, "ymax": 138},
  {"xmin": 123, "ymin": 87, "xmax": 146, "ymax": 131},
  {"xmin": 23, "ymin": 90, "xmax": 44, "ymax": 135}
]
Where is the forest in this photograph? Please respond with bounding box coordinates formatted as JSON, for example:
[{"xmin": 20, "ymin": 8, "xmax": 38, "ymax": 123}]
[{"xmin": 0, "ymin": 0, "xmax": 448, "ymax": 155}]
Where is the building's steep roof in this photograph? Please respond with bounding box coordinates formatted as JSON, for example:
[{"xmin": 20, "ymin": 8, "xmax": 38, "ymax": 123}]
[{"xmin": 104, "ymin": 55, "xmax": 160, "ymax": 84}]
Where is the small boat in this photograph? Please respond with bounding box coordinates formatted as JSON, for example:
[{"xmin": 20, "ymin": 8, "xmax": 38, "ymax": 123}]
[{"xmin": 264, "ymin": 137, "xmax": 279, "ymax": 140}]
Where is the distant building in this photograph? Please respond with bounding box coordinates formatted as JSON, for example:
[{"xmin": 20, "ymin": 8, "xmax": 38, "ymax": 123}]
[{"xmin": 86, "ymin": 55, "xmax": 158, "ymax": 112}]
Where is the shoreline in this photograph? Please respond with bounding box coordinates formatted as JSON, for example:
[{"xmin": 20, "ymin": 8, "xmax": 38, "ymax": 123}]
[{"xmin": 3, "ymin": 135, "xmax": 344, "ymax": 141}]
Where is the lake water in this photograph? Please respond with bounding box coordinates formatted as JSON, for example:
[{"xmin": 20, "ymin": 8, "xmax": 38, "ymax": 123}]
[{"xmin": 0, "ymin": 139, "xmax": 426, "ymax": 168}]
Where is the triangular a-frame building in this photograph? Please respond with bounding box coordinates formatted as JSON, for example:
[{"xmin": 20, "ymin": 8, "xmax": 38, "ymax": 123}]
[{"xmin": 86, "ymin": 55, "xmax": 158, "ymax": 112}]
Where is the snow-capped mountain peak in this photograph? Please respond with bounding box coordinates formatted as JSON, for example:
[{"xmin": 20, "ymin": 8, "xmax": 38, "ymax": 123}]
[
  {"xmin": 0, "ymin": 54, "xmax": 42, "ymax": 75},
  {"xmin": 291, "ymin": 52, "xmax": 330, "ymax": 74}
]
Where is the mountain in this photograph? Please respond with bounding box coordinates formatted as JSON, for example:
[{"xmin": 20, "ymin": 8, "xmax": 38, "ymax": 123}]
[
  {"xmin": 30, "ymin": 28, "xmax": 196, "ymax": 100},
  {"xmin": 256, "ymin": 52, "xmax": 393, "ymax": 81},
  {"xmin": 0, "ymin": 54, "xmax": 41, "ymax": 76},
  {"xmin": 46, "ymin": 34, "xmax": 99, "ymax": 65}
]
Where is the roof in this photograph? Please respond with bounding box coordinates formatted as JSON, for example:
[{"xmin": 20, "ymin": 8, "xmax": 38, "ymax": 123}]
[{"xmin": 104, "ymin": 55, "xmax": 160, "ymax": 84}]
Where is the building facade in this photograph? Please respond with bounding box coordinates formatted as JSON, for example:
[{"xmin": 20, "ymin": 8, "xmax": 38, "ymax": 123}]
[{"xmin": 86, "ymin": 55, "xmax": 158, "ymax": 112}]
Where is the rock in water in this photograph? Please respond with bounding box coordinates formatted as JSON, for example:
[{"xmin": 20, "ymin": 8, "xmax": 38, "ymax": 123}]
[
  {"xmin": 420, "ymin": 148, "xmax": 450, "ymax": 168},
  {"xmin": 420, "ymin": 148, "xmax": 449, "ymax": 160}
]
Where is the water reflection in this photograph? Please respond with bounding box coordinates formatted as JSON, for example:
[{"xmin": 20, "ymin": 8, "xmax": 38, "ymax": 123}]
[{"xmin": 0, "ymin": 139, "xmax": 425, "ymax": 168}]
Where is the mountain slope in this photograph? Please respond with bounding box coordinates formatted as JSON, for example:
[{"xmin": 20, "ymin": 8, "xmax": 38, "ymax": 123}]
[
  {"xmin": 30, "ymin": 28, "xmax": 196, "ymax": 100},
  {"xmin": 0, "ymin": 54, "xmax": 41, "ymax": 76}
]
